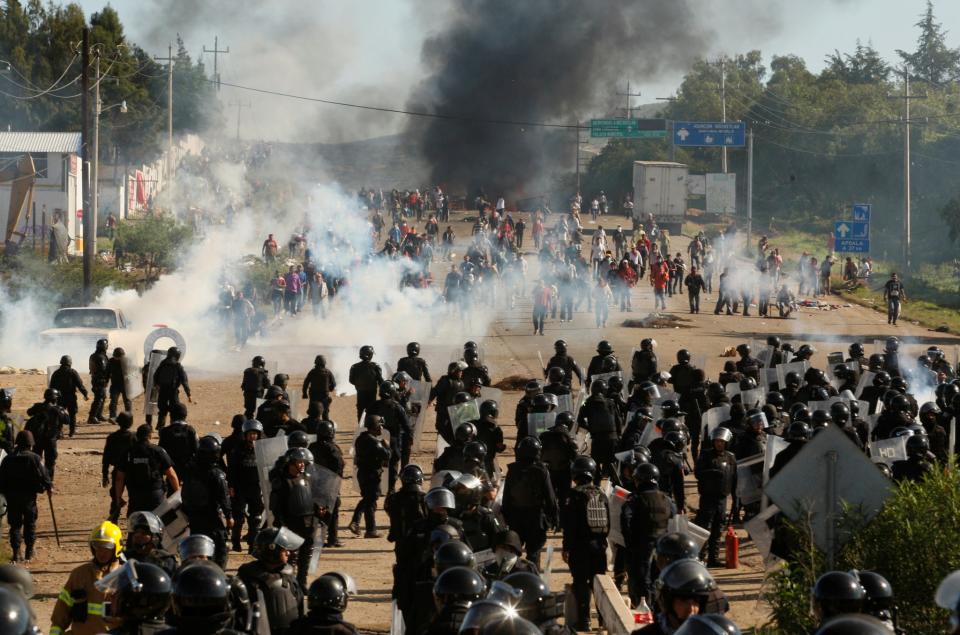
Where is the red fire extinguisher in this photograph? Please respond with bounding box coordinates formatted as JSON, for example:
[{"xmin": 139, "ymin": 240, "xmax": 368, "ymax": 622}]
[{"xmin": 725, "ymin": 523, "xmax": 740, "ymax": 569}]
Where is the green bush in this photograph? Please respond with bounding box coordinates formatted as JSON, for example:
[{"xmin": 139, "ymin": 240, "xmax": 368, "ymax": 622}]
[
  {"xmin": 765, "ymin": 465, "xmax": 960, "ymax": 634},
  {"xmin": 115, "ymin": 214, "xmax": 194, "ymax": 275}
]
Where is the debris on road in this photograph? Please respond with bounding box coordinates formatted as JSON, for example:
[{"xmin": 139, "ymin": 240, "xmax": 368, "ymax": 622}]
[
  {"xmin": 494, "ymin": 375, "xmax": 532, "ymax": 390},
  {"xmin": 622, "ymin": 313, "xmax": 693, "ymax": 329},
  {"xmin": 0, "ymin": 367, "xmax": 47, "ymax": 375}
]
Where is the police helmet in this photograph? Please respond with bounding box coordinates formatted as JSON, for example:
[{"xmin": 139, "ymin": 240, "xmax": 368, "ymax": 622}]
[
  {"xmin": 464, "ymin": 349, "xmax": 480, "ymax": 364},
  {"xmin": 710, "ymin": 427, "xmax": 733, "ymax": 444},
  {"xmin": 745, "ymin": 408, "xmax": 767, "ymax": 430},
  {"xmin": 455, "ymin": 422, "xmax": 477, "ymax": 445},
  {"xmin": 434, "ymin": 540, "xmax": 476, "ymax": 575},
  {"xmin": 656, "ymin": 560, "xmax": 717, "ymax": 617},
  {"xmin": 804, "ymin": 367, "xmax": 828, "ymax": 387},
  {"xmin": 463, "ymin": 442, "xmax": 487, "ymax": 463},
  {"xmin": 531, "ymin": 393, "xmax": 551, "ymax": 411},
  {"xmin": 641, "ymin": 338, "xmax": 656, "ymax": 351},
  {"xmin": 851, "ymin": 570, "xmax": 895, "ymax": 622},
  {"xmin": 242, "ymin": 419, "xmax": 264, "ymax": 436},
  {"xmin": 784, "ymin": 372, "xmax": 801, "ymax": 388},
  {"xmin": 0, "ymin": 586, "xmax": 32, "ymax": 635},
  {"xmin": 889, "ymin": 394, "xmax": 911, "ymax": 414},
  {"xmin": 400, "ymin": 464, "xmax": 424, "ymax": 486},
  {"xmin": 553, "ymin": 411, "xmax": 574, "ymax": 430},
  {"xmin": 251, "ymin": 355, "xmax": 265, "ymax": 368},
  {"xmin": 166, "ymin": 347, "xmax": 181, "ymax": 360},
  {"xmin": 795, "ymin": 344, "xmax": 816, "ymax": 360},
  {"xmin": 317, "ymin": 420, "xmax": 336, "ymax": 441},
  {"xmin": 364, "ymin": 414, "xmax": 384, "ymax": 430},
  {"xmin": 675, "ymin": 614, "xmax": 742, "ymax": 635},
  {"xmin": 885, "ymin": 336, "xmax": 899, "ymax": 352},
  {"xmin": 314, "ymin": 354, "xmax": 326, "ymax": 367},
  {"xmin": 380, "ymin": 380, "xmax": 398, "ymax": 399},
  {"xmin": 829, "ymin": 402, "xmax": 850, "ymax": 426},
  {"xmin": 785, "ymin": 421, "xmax": 813, "ymax": 441},
  {"xmin": 790, "ymin": 404, "xmax": 812, "ymax": 423},
  {"xmin": 359, "ymin": 345, "xmax": 374, "ymax": 360},
  {"xmin": 590, "ymin": 379, "xmax": 607, "ymax": 396},
  {"xmin": 849, "ymin": 342, "xmax": 865, "ymax": 358},
  {"xmin": 196, "ymin": 435, "xmax": 221, "ymax": 463},
  {"xmin": 430, "ymin": 525, "xmax": 461, "ymax": 549},
  {"xmin": 480, "ymin": 400, "xmax": 499, "ymax": 422},
  {"xmin": 503, "ymin": 572, "xmax": 552, "ymax": 623},
  {"xmin": 425, "ymin": 487, "xmax": 456, "ymax": 512},
  {"xmin": 554, "ymin": 339, "xmax": 567, "ymax": 354},
  {"xmin": 449, "ymin": 361, "xmax": 468, "ymax": 374},
  {"xmin": 43, "ymin": 388, "xmax": 61, "ymax": 404},
  {"xmin": 255, "ymin": 527, "xmax": 305, "ymax": 555},
  {"xmin": 287, "ymin": 430, "xmax": 309, "ymax": 449},
  {"xmin": 905, "ymin": 434, "xmax": 930, "ymax": 458},
  {"xmin": 634, "ymin": 462, "xmax": 660, "ymax": 487},
  {"xmin": 516, "ymin": 436, "xmax": 541, "ymax": 461},
  {"xmin": 656, "ymin": 532, "xmax": 700, "ymax": 565},
  {"xmin": 464, "ymin": 340, "xmax": 479, "ymax": 352},
  {"xmin": 766, "ymin": 391, "xmax": 785, "ymax": 409},
  {"xmin": 597, "ymin": 340, "xmax": 613, "ymax": 355},
  {"xmin": 677, "ymin": 349, "xmax": 692, "ymax": 363},
  {"xmin": 811, "ymin": 409, "xmax": 831, "ymax": 428},
  {"xmin": 178, "ymin": 534, "xmax": 215, "ymax": 562},
  {"xmin": 95, "ymin": 338, "xmax": 108, "ymax": 351},
  {"xmin": 868, "ymin": 354, "xmax": 886, "ymax": 371},
  {"xmin": 453, "ymin": 392, "xmax": 471, "ymax": 405},
  {"xmin": 571, "ymin": 455, "xmax": 597, "ymax": 483},
  {"xmin": 308, "ymin": 574, "xmax": 349, "ymax": 613},
  {"xmin": 736, "ymin": 343, "xmax": 751, "ymax": 356},
  {"xmin": 813, "ymin": 614, "xmax": 892, "ymax": 635},
  {"xmin": 59, "ymin": 355, "xmax": 72, "ymax": 366},
  {"xmin": 433, "ymin": 566, "xmax": 485, "ymax": 607},
  {"xmin": 639, "ymin": 381, "xmax": 660, "ymax": 398},
  {"xmin": 660, "ymin": 399, "xmax": 685, "ymax": 418},
  {"xmin": 128, "ymin": 511, "xmax": 164, "ymax": 542},
  {"xmin": 523, "ymin": 380, "xmax": 542, "ymax": 396},
  {"xmin": 739, "ymin": 376, "xmax": 757, "ymax": 391},
  {"xmin": 767, "ymin": 335, "xmax": 782, "ymax": 348},
  {"xmin": 265, "ymin": 385, "xmax": 284, "ymax": 399},
  {"xmin": 169, "ymin": 562, "xmax": 232, "ymax": 630},
  {"xmin": 889, "ymin": 376, "xmax": 908, "ymax": 394},
  {"xmin": 663, "ymin": 431, "xmax": 687, "ymax": 453},
  {"xmin": 812, "ymin": 570, "xmax": 865, "ymax": 620},
  {"xmin": 407, "ymin": 342, "xmax": 421, "ymax": 356}
]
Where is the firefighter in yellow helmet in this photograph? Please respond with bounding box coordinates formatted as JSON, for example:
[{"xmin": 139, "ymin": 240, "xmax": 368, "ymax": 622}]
[{"xmin": 49, "ymin": 521, "xmax": 123, "ymax": 635}]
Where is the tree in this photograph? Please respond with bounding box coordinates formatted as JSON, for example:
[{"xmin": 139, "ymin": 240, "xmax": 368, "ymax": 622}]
[
  {"xmin": 941, "ymin": 195, "xmax": 960, "ymax": 243},
  {"xmin": 897, "ymin": 0, "xmax": 960, "ymax": 84},
  {"xmin": 823, "ymin": 40, "xmax": 891, "ymax": 84}
]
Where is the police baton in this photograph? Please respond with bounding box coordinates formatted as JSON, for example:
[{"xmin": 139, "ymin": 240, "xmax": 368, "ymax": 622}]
[{"xmin": 47, "ymin": 490, "xmax": 61, "ymax": 547}]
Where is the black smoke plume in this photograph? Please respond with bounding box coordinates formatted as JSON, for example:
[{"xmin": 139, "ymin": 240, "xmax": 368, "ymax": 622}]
[{"xmin": 408, "ymin": 0, "xmax": 712, "ymax": 199}]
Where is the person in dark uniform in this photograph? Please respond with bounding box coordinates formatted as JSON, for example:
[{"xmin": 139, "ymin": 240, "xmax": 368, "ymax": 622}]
[
  {"xmin": 349, "ymin": 345, "xmax": 383, "ymax": 423},
  {"xmin": 462, "ymin": 349, "xmax": 491, "ymax": 387},
  {"xmin": 273, "ymin": 373, "xmax": 292, "ymax": 403},
  {"xmin": 241, "ymin": 355, "xmax": 271, "ymax": 419},
  {"xmin": 561, "ymin": 456, "xmax": 610, "ymax": 631},
  {"xmin": 271, "ymin": 447, "xmax": 325, "ymax": 588},
  {"xmin": 397, "ymin": 342, "xmax": 432, "ymax": 382},
  {"xmin": 623, "ymin": 462, "xmax": 675, "ymax": 607},
  {"xmin": 290, "ymin": 574, "xmax": 359, "ymax": 635},
  {"xmin": 0, "ymin": 431, "xmax": 52, "ymax": 562},
  {"xmin": 539, "ymin": 411, "xmax": 578, "ymax": 504},
  {"xmin": 227, "ymin": 419, "xmax": 265, "ymax": 553},
  {"xmin": 49, "ymin": 355, "xmax": 88, "ymax": 436},
  {"xmin": 430, "ymin": 362, "xmax": 466, "ymax": 444},
  {"xmin": 181, "ymin": 436, "xmax": 233, "ymax": 568},
  {"xmin": 454, "ymin": 476, "xmax": 501, "ymax": 552},
  {"xmin": 24, "ymin": 388, "xmax": 69, "ymax": 479},
  {"xmin": 427, "ymin": 566, "xmax": 485, "ymax": 635},
  {"xmin": 122, "ymin": 511, "xmax": 179, "ymax": 576},
  {"xmin": 108, "ymin": 560, "xmax": 172, "ymax": 635},
  {"xmin": 375, "ymin": 381, "xmax": 413, "ymax": 494},
  {"xmin": 635, "ymin": 560, "xmax": 718, "ymax": 635},
  {"xmin": 309, "ymin": 420, "xmax": 345, "ymax": 548},
  {"xmin": 385, "ymin": 464, "xmax": 427, "ymax": 548},
  {"xmin": 349, "ymin": 414, "xmax": 391, "ymax": 538},
  {"xmin": 653, "ymin": 432, "xmax": 687, "ymax": 511},
  {"xmin": 546, "ymin": 339, "xmax": 583, "ymax": 387},
  {"xmin": 631, "ymin": 338, "xmax": 658, "ymax": 387},
  {"xmin": 238, "ymin": 527, "xmax": 305, "ymax": 635},
  {"xmin": 106, "ymin": 347, "xmax": 132, "ymax": 421},
  {"xmin": 734, "ymin": 344, "xmax": 761, "ymax": 382},
  {"xmin": 577, "ymin": 380, "xmax": 621, "ymax": 484},
  {"xmin": 514, "ymin": 380, "xmax": 543, "ymax": 442},
  {"xmin": 87, "ymin": 338, "xmax": 110, "ymax": 424},
  {"xmin": 475, "ymin": 400, "xmax": 505, "ymax": 475},
  {"xmin": 102, "ymin": 412, "xmax": 136, "ymax": 523},
  {"xmin": 153, "ymin": 347, "xmax": 191, "ymax": 429},
  {"xmin": 770, "ymin": 421, "xmax": 811, "ymax": 478},
  {"xmin": 302, "ymin": 355, "xmax": 337, "ymax": 420},
  {"xmin": 483, "ymin": 529, "xmax": 539, "ymax": 580},
  {"xmin": 919, "ymin": 402, "xmax": 950, "ymax": 463},
  {"xmin": 114, "ymin": 424, "xmax": 180, "ymax": 514},
  {"xmin": 0, "ymin": 389, "xmax": 15, "ymax": 454},
  {"xmin": 892, "ymin": 435, "xmax": 935, "ymax": 483},
  {"xmin": 694, "ymin": 427, "xmax": 737, "ymax": 567},
  {"xmin": 586, "ymin": 340, "xmax": 621, "ymax": 386},
  {"xmin": 158, "ymin": 403, "xmax": 198, "ymax": 481},
  {"xmin": 501, "ymin": 437, "xmax": 558, "ymax": 567}
]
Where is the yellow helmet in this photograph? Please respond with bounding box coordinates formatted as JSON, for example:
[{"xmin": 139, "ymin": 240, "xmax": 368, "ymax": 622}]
[{"xmin": 89, "ymin": 521, "xmax": 123, "ymax": 557}]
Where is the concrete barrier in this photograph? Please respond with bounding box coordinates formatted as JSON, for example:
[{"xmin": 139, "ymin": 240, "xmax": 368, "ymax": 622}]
[{"xmin": 593, "ymin": 574, "xmax": 636, "ymax": 635}]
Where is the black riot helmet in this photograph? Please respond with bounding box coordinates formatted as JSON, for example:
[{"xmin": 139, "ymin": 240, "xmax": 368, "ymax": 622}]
[
  {"xmin": 359, "ymin": 345, "xmax": 374, "ymax": 360},
  {"xmin": 660, "ymin": 399, "xmax": 685, "ymax": 418},
  {"xmin": 890, "ymin": 394, "xmax": 911, "ymax": 414},
  {"xmin": 503, "ymin": 572, "xmax": 552, "ymax": 623},
  {"xmin": 196, "ymin": 435, "xmax": 221, "ymax": 464},
  {"xmin": 675, "ymin": 614, "xmax": 742, "ymax": 635},
  {"xmin": 849, "ymin": 342, "xmax": 865, "ymax": 358},
  {"xmin": 905, "ymin": 434, "xmax": 930, "ymax": 458},
  {"xmin": 829, "ymin": 402, "xmax": 850, "ymax": 426},
  {"xmin": 634, "ymin": 462, "xmax": 660, "ymax": 488},
  {"xmin": 434, "ymin": 540, "xmax": 477, "ymax": 575},
  {"xmin": 554, "ymin": 339, "xmax": 568, "ymax": 354},
  {"xmin": 813, "ymin": 614, "xmax": 892, "ymax": 635},
  {"xmin": 571, "ymin": 455, "xmax": 597, "ymax": 483},
  {"xmin": 663, "ymin": 431, "xmax": 687, "ymax": 452},
  {"xmin": 453, "ymin": 392, "xmax": 471, "ymax": 405},
  {"xmin": 454, "ymin": 422, "xmax": 477, "ymax": 445},
  {"xmin": 43, "ymin": 388, "xmax": 61, "ymax": 404},
  {"xmin": 516, "ymin": 436, "xmax": 541, "ymax": 462},
  {"xmin": 463, "ymin": 441, "xmax": 487, "ymax": 463},
  {"xmin": 784, "ymin": 371, "xmax": 801, "ymax": 388},
  {"xmin": 656, "ymin": 532, "xmax": 700, "ymax": 565},
  {"xmin": 597, "ymin": 340, "xmax": 613, "ymax": 355},
  {"xmin": 287, "ymin": 430, "xmax": 309, "ymax": 449},
  {"xmin": 767, "ymin": 335, "xmax": 782, "ymax": 348},
  {"xmin": 885, "ymin": 336, "xmax": 899, "ymax": 352},
  {"xmin": 790, "ymin": 403, "xmax": 812, "ymax": 423},
  {"xmin": 656, "ymin": 560, "xmax": 717, "ymax": 618},
  {"xmin": 590, "ymin": 379, "xmax": 607, "ymax": 396},
  {"xmin": 166, "ymin": 347, "xmax": 181, "ymax": 360},
  {"xmin": 739, "ymin": 376, "xmax": 757, "ymax": 391},
  {"xmin": 96, "ymin": 338, "xmax": 108, "ymax": 351},
  {"xmin": 317, "ymin": 420, "xmax": 336, "ymax": 441},
  {"xmin": 0, "ymin": 586, "xmax": 32, "ymax": 635},
  {"xmin": 464, "ymin": 340, "xmax": 479, "ymax": 353},
  {"xmin": 113, "ymin": 561, "xmax": 172, "ymax": 621},
  {"xmin": 555, "ymin": 411, "xmax": 575, "ymax": 430},
  {"xmin": 868, "ymin": 354, "xmax": 886, "ymax": 371},
  {"xmin": 766, "ymin": 391, "xmax": 785, "ymax": 409},
  {"xmin": 433, "ymin": 566, "xmax": 485, "ymax": 608},
  {"xmin": 873, "ymin": 371, "xmax": 891, "ymax": 387},
  {"xmin": 425, "ymin": 487, "xmax": 456, "ymax": 513},
  {"xmin": 805, "ymin": 367, "xmax": 828, "ymax": 387},
  {"xmin": 640, "ymin": 338, "xmax": 655, "ymax": 351},
  {"xmin": 547, "ymin": 366, "xmax": 566, "ymax": 384},
  {"xmin": 889, "ymin": 376, "xmax": 909, "ymax": 394},
  {"xmin": 785, "ymin": 421, "xmax": 813, "ymax": 441},
  {"xmin": 736, "ymin": 343, "xmax": 751, "ymax": 357},
  {"xmin": 308, "ymin": 574, "xmax": 349, "ymax": 613},
  {"xmin": 59, "ymin": 355, "xmax": 72, "ymax": 367},
  {"xmin": 407, "ymin": 342, "xmax": 421, "ymax": 356},
  {"xmin": 850, "ymin": 570, "xmax": 896, "ymax": 623},
  {"xmin": 251, "ymin": 355, "xmax": 265, "ymax": 368},
  {"xmin": 400, "ymin": 464, "xmax": 424, "ymax": 486},
  {"xmin": 811, "ymin": 409, "xmax": 831, "ymax": 428},
  {"xmin": 795, "ymin": 344, "xmax": 816, "ymax": 360},
  {"xmin": 479, "ymin": 400, "xmax": 499, "ymax": 422},
  {"xmin": 812, "ymin": 570, "xmax": 865, "ymax": 621},
  {"xmin": 169, "ymin": 562, "xmax": 233, "ymax": 630},
  {"xmin": 677, "ymin": 349, "xmax": 691, "ymax": 363}
]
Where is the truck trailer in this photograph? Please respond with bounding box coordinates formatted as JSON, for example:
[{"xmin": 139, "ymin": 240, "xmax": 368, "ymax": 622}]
[{"xmin": 632, "ymin": 161, "xmax": 688, "ymax": 235}]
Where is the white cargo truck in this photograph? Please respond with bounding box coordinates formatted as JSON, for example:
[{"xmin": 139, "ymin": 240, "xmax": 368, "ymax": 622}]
[{"xmin": 632, "ymin": 161, "xmax": 688, "ymax": 235}]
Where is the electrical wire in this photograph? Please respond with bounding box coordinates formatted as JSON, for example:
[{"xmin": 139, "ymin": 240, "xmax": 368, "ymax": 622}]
[{"xmin": 0, "ymin": 54, "xmax": 80, "ymax": 99}]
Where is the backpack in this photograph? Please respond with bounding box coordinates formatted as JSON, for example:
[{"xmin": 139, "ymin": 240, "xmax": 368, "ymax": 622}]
[{"xmin": 579, "ymin": 485, "xmax": 609, "ymax": 535}]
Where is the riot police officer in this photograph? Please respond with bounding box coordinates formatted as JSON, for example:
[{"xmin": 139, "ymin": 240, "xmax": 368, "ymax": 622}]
[
  {"xmin": 88, "ymin": 338, "xmax": 110, "ymax": 424},
  {"xmin": 631, "ymin": 338, "xmax": 658, "ymax": 386},
  {"xmin": 734, "ymin": 344, "xmax": 760, "ymax": 382},
  {"xmin": 0, "ymin": 431, "xmax": 51, "ymax": 562},
  {"xmin": 434, "ymin": 421, "xmax": 476, "ymax": 473},
  {"xmin": 397, "ymin": 342, "xmax": 432, "ymax": 382},
  {"xmin": 883, "ymin": 337, "xmax": 902, "ymax": 378},
  {"xmin": 385, "ymin": 464, "xmax": 427, "ymax": 547},
  {"xmin": 49, "ymin": 354, "xmax": 88, "ymax": 436},
  {"xmin": 653, "ymin": 431, "xmax": 687, "ymax": 511},
  {"xmin": 623, "ymin": 462, "xmax": 675, "ymax": 607},
  {"xmin": 811, "ymin": 570, "xmax": 865, "ymax": 628},
  {"xmin": 453, "ymin": 475, "xmax": 500, "ymax": 552},
  {"xmin": 114, "ymin": 424, "xmax": 180, "ymax": 514},
  {"xmin": 636, "ymin": 560, "xmax": 718, "ymax": 634},
  {"xmin": 577, "ymin": 380, "xmax": 621, "ymax": 483},
  {"xmin": 0, "ymin": 388, "xmax": 14, "ymax": 454},
  {"xmin": 430, "ymin": 361, "xmax": 466, "ymax": 444},
  {"xmin": 546, "ymin": 339, "xmax": 583, "ymax": 387},
  {"xmin": 271, "ymin": 447, "xmax": 323, "ymax": 588},
  {"xmin": 694, "ymin": 427, "xmax": 737, "ymax": 567},
  {"xmin": 181, "ymin": 436, "xmax": 232, "ymax": 568},
  {"xmin": 375, "ymin": 381, "xmax": 413, "ymax": 494},
  {"xmin": 123, "ymin": 511, "xmax": 179, "ymax": 576},
  {"xmin": 24, "ymin": 388, "xmax": 69, "ymax": 478},
  {"xmin": 514, "ymin": 380, "xmax": 543, "ymax": 442},
  {"xmin": 107, "ymin": 347, "xmax": 132, "ymax": 420},
  {"xmin": 462, "ymin": 349, "xmax": 491, "ymax": 387},
  {"xmin": 892, "ymin": 435, "xmax": 935, "ymax": 483},
  {"xmin": 349, "ymin": 345, "xmax": 383, "ymax": 422},
  {"xmin": 475, "ymin": 400, "xmax": 505, "ymax": 475},
  {"xmin": 237, "ymin": 527, "xmax": 305, "ymax": 635},
  {"xmin": 227, "ymin": 419, "xmax": 265, "ymax": 552},
  {"xmin": 241, "ymin": 355, "xmax": 271, "ymax": 419},
  {"xmin": 586, "ymin": 340, "xmax": 621, "ymax": 385},
  {"xmin": 560, "ymin": 456, "xmax": 610, "ymax": 631},
  {"xmin": 309, "ymin": 420, "xmax": 345, "ymax": 548},
  {"xmin": 302, "ymin": 355, "xmax": 337, "ymax": 420},
  {"xmin": 539, "ymin": 411, "xmax": 578, "ymax": 504},
  {"xmin": 158, "ymin": 403, "xmax": 198, "ymax": 480},
  {"xmin": 102, "ymin": 412, "xmax": 136, "ymax": 522},
  {"xmin": 501, "ymin": 437, "xmax": 558, "ymax": 567},
  {"xmin": 349, "ymin": 414, "xmax": 391, "ymax": 538},
  {"xmin": 108, "ymin": 560, "xmax": 172, "ymax": 635},
  {"xmin": 153, "ymin": 347, "xmax": 191, "ymax": 429},
  {"xmin": 427, "ymin": 566, "xmax": 485, "ymax": 634},
  {"xmin": 290, "ymin": 573, "xmax": 360, "ymax": 635}
]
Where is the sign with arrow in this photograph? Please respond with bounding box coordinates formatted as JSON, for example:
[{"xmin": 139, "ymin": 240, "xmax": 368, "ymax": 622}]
[
  {"xmin": 673, "ymin": 121, "xmax": 745, "ymax": 147},
  {"xmin": 853, "ymin": 203, "xmax": 871, "ymax": 222},
  {"xmin": 834, "ymin": 220, "xmax": 870, "ymax": 253}
]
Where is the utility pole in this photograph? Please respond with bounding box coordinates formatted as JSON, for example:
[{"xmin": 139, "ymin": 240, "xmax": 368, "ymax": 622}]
[
  {"xmin": 657, "ymin": 96, "xmax": 678, "ymax": 161},
  {"xmin": 203, "ymin": 36, "xmax": 229, "ymax": 92},
  {"xmin": 888, "ymin": 65, "xmax": 926, "ymax": 270},
  {"xmin": 91, "ymin": 52, "xmax": 100, "ymax": 259},
  {"xmin": 617, "ymin": 81, "xmax": 643, "ymax": 119},
  {"xmin": 154, "ymin": 45, "xmax": 175, "ymax": 186},
  {"xmin": 81, "ymin": 27, "xmax": 92, "ymax": 305},
  {"xmin": 746, "ymin": 129, "xmax": 754, "ymax": 248},
  {"xmin": 575, "ymin": 121, "xmax": 589, "ymax": 194},
  {"xmin": 228, "ymin": 100, "xmax": 251, "ymax": 140},
  {"xmin": 720, "ymin": 57, "xmax": 728, "ymax": 173}
]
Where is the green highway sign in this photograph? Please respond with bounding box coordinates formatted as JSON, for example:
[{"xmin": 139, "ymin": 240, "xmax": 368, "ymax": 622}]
[{"xmin": 590, "ymin": 118, "xmax": 667, "ymax": 138}]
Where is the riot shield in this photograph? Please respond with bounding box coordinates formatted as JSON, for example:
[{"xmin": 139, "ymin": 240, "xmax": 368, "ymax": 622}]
[
  {"xmin": 703, "ymin": 405, "xmax": 732, "ymax": 437},
  {"xmin": 638, "ymin": 417, "xmax": 661, "ymax": 448},
  {"xmin": 143, "ymin": 351, "xmax": 165, "ymax": 417},
  {"xmin": 607, "ymin": 485, "xmax": 629, "ymax": 547},
  {"xmin": 142, "ymin": 327, "xmax": 187, "ymax": 361},
  {"xmin": 255, "ymin": 435, "xmax": 289, "ymax": 526},
  {"xmin": 736, "ymin": 454, "xmax": 764, "ymax": 506},
  {"xmin": 447, "ymin": 401, "xmax": 480, "ymax": 428},
  {"xmin": 740, "ymin": 388, "xmax": 765, "ymax": 408},
  {"xmin": 479, "ymin": 387, "xmax": 503, "ymax": 406},
  {"xmin": 307, "ymin": 525, "xmax": 324, "ymax": 576},
  {"xmin": 724, "ymin": 383, "xmax": 741, "ymax": 398},
  {"xmin": 527, "ymin": 412, "xmax": 556, "ymax": 437},
  {"xmin": 756, "ymin": 346, "xmax": 775, "ymax": 369},
  {"xmin": 409, "ymin": 379, "xmax": 431, "ymax": 452},
  {"xmin": 152, "ymin": 490, "xmax": 190, "ymax": 552},
  {"xmin": 555, "ymin": 394, "xmax": 575, "ymax": 417},
  {"xmin": 855, "ymin": 371, "xmax": 876, "ymax": 398},
  {"xmin": 46, "ymin": 365, "xmax": 58, "ymax": 386},
  {"xmin": 121, "ymin": 355, "xmax": 144, "ymax": 401},
  {"xmin": 309, "ymin": 464, "xmax": 341, "ymax": 511},
  {"xmin": 870, "ymin": 436, "xmax": 907, "ymax": 466},
  {"xmin": 776, "ymin": 361, "xmax": 809, "ymax": 392}
]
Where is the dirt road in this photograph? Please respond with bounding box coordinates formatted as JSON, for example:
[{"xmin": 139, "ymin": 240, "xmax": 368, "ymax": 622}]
[{"xmin": 8, "ymin": 212, "xmax": 958, "ymax": 632}]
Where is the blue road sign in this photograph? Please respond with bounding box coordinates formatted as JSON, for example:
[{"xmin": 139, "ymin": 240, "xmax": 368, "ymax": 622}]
[
  {"xmin": 834, "ymin": 220, "xmax": 870, "ymax": 240},
  {"xmin": 853, "ymin": 203, "xmax": 872, "ymax": 222},
  {"xmin": 835, "ymin": 238, "xmax": 870, "ymax": 253},
  {"xmin": 673, "ymin": 121, "xmax": 746, "ymax": 147}
]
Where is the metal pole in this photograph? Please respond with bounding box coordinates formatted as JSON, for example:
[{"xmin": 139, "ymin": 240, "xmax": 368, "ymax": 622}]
[
  {"xmin": 904, "ymin": 69, "xmax": 912, "ymax": 270},
  {"xmin": 575, "ymin": 121, "xmax": 580, "ymax": 194},
  {"xmin": 720, "ymin": 58, "xmax": 728, "ymax": 174},
  {"xmin": 91, "ymin": 54, "xmax": 100, "ymax": 259},
  {"xmin": 669, "ymin": 120, "xmax": 676, "ymax": 162},
  {"xmin": 825, "ymin": 451, "xmax": 838, "ymax": 568},
  {"xmin": 167, "ymin": 44, "xmax": 173, "ymax": 181},
  {"xmin": 747, "ymin": 129, "xmax": 753, "ymax": 248},
  {"xmin": 81, "ymin": 27, "xmax": 91, "ymax": 304}
]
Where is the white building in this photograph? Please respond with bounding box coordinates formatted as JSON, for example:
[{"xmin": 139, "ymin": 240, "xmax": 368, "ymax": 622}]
[{"xmin": 0, "ymin": 131, "xmax": 83, "ymax": 254}]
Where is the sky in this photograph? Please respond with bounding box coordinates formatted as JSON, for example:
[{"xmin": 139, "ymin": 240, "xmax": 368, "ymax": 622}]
[{"xmin": 72, "ymin": 0, "xmax": 960, "ymax": 143}]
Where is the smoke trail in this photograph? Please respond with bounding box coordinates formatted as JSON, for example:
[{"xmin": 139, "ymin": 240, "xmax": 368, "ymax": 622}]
[{"xmin": 407, "ymin": 0, "xmax": 713, "ymax": 197}]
